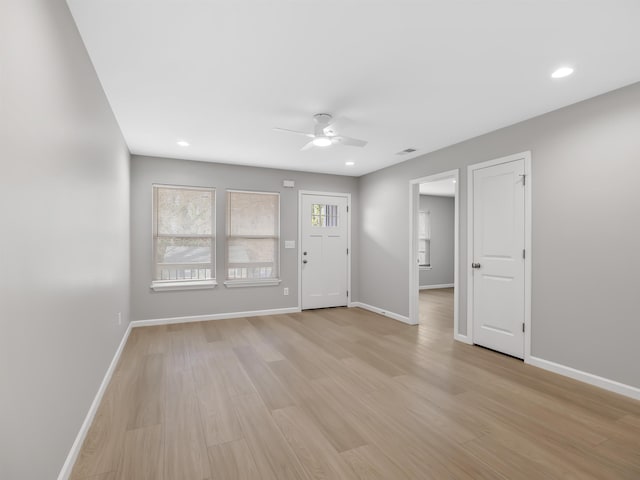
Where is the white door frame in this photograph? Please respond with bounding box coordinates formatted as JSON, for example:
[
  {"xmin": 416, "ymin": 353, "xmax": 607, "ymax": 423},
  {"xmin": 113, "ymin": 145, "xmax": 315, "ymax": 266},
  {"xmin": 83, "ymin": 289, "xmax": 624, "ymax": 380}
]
[
  {"xmin": 298, "ymin": 190, "xmax": 352, "ymax": 310},
  {"xmin": 467, "ymin": 151, "xmax": 532, "ymax": 360},
  {"xmin": 409, "ymin": 169, "xmax": 460, "ymax": 335}
]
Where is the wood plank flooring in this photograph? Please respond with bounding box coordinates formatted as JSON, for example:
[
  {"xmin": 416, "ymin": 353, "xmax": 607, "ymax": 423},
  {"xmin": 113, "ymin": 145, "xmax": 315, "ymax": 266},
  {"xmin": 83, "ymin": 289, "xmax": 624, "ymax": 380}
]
[{"xmin": 71, "ymin": 288, "xmax": 640, "ymax": 479}]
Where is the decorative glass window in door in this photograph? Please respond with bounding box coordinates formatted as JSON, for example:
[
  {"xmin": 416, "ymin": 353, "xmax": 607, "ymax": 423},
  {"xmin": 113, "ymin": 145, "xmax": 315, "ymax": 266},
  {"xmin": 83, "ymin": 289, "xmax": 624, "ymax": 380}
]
[{"xmin": 311, "ymin": 204, "xmax": 338, "ymax": 227}]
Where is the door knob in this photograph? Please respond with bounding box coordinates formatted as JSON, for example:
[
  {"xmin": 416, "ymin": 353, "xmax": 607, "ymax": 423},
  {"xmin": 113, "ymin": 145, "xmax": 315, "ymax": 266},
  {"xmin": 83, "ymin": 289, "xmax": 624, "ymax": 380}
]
[
  {"xmin": 472, "ymin": 262, "xmax": 481, "ymax": 269},
  {"xmin": 303, "ymin": 251, "xmax": 307, "ymax": 255},
  {"xmin": 303, "ymin": 260, "xmax": 308, "ymax": 264}
]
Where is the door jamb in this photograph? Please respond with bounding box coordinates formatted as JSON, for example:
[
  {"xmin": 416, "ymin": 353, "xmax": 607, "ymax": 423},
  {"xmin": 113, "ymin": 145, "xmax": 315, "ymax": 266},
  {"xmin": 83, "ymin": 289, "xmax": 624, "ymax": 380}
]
[
  {"xmin": 298, "ymin": 190, "xmax": 352, "ymax": 311},
  {"xmin": 467, "ymin": 151, "xmax": 532, "ymax": 361},
  {"xmin": 408, "ymin": 170, "xmax": 460, "ymax": 334}
]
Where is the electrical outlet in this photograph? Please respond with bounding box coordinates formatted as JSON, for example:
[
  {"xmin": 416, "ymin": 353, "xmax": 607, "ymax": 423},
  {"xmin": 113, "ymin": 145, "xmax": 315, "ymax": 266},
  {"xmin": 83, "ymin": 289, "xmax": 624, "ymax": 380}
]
[
  {"xmin": 283, "ymin": 287, "xmax": 289, "ymax": 296},
  {"xmin": 117, "ymin": 312, "xmax": 122, "ymax": 325}
]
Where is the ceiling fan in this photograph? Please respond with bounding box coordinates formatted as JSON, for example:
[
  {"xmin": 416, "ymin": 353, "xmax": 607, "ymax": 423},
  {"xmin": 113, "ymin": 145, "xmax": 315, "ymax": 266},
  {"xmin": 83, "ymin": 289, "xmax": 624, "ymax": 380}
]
[{"xmin": 273, "ymin": 113, "xmax": 368, "ymax": 151}]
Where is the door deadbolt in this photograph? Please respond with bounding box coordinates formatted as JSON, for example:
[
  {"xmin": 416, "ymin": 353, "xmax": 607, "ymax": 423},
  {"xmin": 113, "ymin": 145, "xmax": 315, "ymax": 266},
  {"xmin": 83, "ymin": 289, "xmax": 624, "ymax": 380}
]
[
  {"xmin": 303, "ymin": 260, "xmax": 308, "ymax": 264},
  {"xmin": 472, "ymin": 262, "xmax": 481, "ymax": 269}
]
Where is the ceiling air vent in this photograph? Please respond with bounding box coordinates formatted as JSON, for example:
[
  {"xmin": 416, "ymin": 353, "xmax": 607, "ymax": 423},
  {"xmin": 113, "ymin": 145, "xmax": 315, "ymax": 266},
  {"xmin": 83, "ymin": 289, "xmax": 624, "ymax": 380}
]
[{"xmin": 397, "ymin": 148, "xmax": 417, "ymax": 155}]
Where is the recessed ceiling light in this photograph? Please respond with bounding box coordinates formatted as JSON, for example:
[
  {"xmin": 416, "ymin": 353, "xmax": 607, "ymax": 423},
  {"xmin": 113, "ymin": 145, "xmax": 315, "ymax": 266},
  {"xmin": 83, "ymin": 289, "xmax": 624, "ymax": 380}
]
[
  {"xmin": 312, "ymin": 137, "xmax": 332, "ymax": 147},
  {"xmin": 177, "ymin": 140, "xmax": 190, "ymax": 147},
  {"xmin": 345, "ymin": 161, "xmax": 355, "ymax": 166},
  {"xmin": 551, "ymin": 67, "xmax": 574, "ymax": 79}
]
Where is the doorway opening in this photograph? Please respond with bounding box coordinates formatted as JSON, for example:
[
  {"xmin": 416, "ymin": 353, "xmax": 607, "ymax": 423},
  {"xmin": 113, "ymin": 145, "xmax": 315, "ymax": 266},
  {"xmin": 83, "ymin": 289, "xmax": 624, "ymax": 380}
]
[{"xmin": 409, "ymin": 170, "xmax": 460, "ymax": 338}]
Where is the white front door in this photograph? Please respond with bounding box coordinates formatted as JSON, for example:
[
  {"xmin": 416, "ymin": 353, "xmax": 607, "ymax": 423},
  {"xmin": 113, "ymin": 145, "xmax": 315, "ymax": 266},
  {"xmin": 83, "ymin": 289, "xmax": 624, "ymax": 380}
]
[
  {"xmin": 472, "ymin": 158, "xmax": 526, "ymax": 358},
  {"xmin": 301, "ymin": 193, "xmax": 349, "ymax": 309}
]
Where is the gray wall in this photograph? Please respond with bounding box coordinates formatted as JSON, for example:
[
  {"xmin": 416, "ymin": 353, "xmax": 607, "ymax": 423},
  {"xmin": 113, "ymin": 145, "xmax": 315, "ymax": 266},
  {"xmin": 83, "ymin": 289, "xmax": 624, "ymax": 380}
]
[
  {"xmin": 419, "ymin": 195, "xmax": 454, "ymax": 287},
  {"xmin": 359, "ymin": 81, "xmax": 640, "ymax": 389},
  {"xmin": 131, "ymin": 155, "xmax": 358, "ymax": 320},
  {"xmin": 0, "ymin": 1, "xmax": 131, "ymax": 479}
]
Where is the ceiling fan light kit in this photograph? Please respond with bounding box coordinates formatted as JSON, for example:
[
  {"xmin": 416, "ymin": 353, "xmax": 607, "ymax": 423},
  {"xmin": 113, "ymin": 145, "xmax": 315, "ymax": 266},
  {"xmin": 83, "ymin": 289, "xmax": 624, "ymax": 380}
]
[
  {"xmin": 312, "ymin": 136, "xmax": 332, "ymax": 147},
  {"xmin": 274, "ymin": 113, "xmax": 368, "ymax": 151}
]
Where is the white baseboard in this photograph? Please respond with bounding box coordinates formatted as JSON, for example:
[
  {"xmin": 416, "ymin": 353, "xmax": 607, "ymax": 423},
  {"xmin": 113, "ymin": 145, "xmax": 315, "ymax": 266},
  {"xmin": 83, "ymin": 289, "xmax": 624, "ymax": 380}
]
[
  {"xmin": 131, "ymin": 306, "xmax": 302, "ymax": 328},
  {"xmin": 419, "ymin": 283, "xmax": 454, "ymax": 290},
  {"xmin": 349, "ymin": 302, "xmax": 415, "ymax": 325},
  {"xmin": 527, "ymin": 355, "xmax": 640, "ymax": 401},
  {"xmin": 454, "ymin": 333, "xmax": 473, "ymax": 344},
  {"xmin": 57, "ymin": 323, "xmax": 133, "ymax": 480}
]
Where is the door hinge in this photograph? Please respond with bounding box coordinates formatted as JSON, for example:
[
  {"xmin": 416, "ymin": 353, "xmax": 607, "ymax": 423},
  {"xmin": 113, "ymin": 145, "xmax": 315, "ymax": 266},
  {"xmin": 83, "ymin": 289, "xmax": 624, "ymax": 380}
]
[
  {"xmin": 346, "ymin": 205, "xmax": 349, "ymax": 213},
  {"xmin": 520, "ymin": 174, "xmax": 526, "ymax": 186},
  {"xmin": 347, "ymin": 248, "xmax": 349, "ymax": 255},
  {"xmin": 522, "ymin": 323, "xmax": 525, "ymax": 333},
  {"xmin": 347, "ymin": 290, "xmax": 349, "ymax": 297},
  {"xmin": 522, "ymin": 249, "xmax": 526, "ymax": 259}
]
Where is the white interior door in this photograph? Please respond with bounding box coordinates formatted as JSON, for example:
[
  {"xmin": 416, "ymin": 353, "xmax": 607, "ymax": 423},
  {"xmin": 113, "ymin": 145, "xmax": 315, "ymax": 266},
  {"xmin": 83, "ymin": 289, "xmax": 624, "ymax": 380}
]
[
  {"xmin": 301, "ymin": 194, "xmax": 348, "ymax": 309},
  {"xmin": 472, "ymin": 159, "xmax": 525, "ymax": 358}
]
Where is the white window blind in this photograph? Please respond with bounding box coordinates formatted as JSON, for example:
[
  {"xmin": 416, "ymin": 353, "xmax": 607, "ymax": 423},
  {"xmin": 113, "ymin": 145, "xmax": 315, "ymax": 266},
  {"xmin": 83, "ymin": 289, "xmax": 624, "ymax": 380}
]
[
  {"xmin": 152, "ymin": 185, "xmax": 215, "ymax": 285},
  {"xmin": 226, "ymin": 190, "xmax": 280, "ymax": 282},
  {"xmin": 418, "ymin": 210, "xmax": 431, "ymax": 267}
]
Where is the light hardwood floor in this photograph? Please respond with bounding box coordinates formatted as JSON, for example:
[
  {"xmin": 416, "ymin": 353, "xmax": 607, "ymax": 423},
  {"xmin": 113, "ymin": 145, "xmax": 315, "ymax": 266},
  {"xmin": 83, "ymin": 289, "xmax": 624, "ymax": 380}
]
[{"xmin": 71, "ymin": 288, "xmax": 640, "ymax": 479}]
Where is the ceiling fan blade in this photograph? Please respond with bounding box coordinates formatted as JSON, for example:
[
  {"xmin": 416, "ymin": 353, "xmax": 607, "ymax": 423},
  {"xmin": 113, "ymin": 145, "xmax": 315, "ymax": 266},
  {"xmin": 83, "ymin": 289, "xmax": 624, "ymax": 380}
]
[
  {"xmin": 332, "ymin": 135, "xmax": 368, "ymax": 148},
  {"xmin": 273, "ymin": 127, "xmax": 314, "ymax": 138},
  {"xmin": 300, "ymin": 140, "xmax": 316, "ymax": 151}
]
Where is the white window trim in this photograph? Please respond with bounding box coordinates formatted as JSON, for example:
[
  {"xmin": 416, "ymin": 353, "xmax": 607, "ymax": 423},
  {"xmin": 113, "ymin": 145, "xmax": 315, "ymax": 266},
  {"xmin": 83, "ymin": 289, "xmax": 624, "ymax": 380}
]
[
  {"xmin": 151, "ymin": 184, "xmax": 216, "ymax": 291},
  {"xmin": 225, "ymin": 189, "xmax": 281, "ymax": 283},
  {"xmin": 223, "ymin": 279, "xmax": 282, "ymax": 288},
  {"xmin": 150, "ymin": 280, "xmax": 218, "ymax": 291}
]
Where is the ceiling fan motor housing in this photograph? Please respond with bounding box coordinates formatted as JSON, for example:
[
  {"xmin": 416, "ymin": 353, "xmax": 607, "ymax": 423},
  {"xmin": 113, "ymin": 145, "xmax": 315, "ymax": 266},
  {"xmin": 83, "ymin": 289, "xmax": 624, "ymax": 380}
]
[
  {"xmin": 313, "ymin": 113, "xmax": 333, "ymax": 136},
  {"xmin": 313, "ymin": 113, "xmax": 333, "ymax": 125}
]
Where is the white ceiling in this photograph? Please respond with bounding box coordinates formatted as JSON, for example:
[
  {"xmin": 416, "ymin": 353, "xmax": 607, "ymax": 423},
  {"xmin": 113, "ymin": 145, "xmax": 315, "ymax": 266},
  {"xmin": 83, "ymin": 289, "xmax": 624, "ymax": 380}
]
[
  {"xmin": 420, "ymin": 178, "xmax": 455, "ymax": 197},
  {"xmin": 67, "ymin": 0, "xmax": 640, "ymax": 177}
]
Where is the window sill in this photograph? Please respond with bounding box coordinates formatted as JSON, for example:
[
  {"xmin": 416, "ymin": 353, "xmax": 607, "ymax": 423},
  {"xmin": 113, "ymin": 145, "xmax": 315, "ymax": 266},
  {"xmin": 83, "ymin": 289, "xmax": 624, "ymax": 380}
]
[
  {"xmin": 150, "ymin": 280, "xmax": 217, "ymax": 292},
  {"xmin": 224, "ymin": 279, "xmax": 282, "ymax": 288},
  {"xmin": 419, "ymin": 266, "xmax": 432, "ymax": 271}
]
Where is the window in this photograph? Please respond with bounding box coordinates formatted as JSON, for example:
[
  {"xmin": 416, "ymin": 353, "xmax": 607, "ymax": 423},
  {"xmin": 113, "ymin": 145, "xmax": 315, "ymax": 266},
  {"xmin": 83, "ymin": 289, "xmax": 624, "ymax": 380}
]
[
  {"xmin": 151, "ymin": 185, "xmax": 216, "ymax": 290},
  {"xmin": 226, "ymin": 190, "xmax": 280, "ymax": 286},
  {"xmin": 311, "ymin": 203, "xmax": 339, "ymax": 227},
  {"xmin": 418, "ymin": 210, "xmax": 431, "ymax": 268}
]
